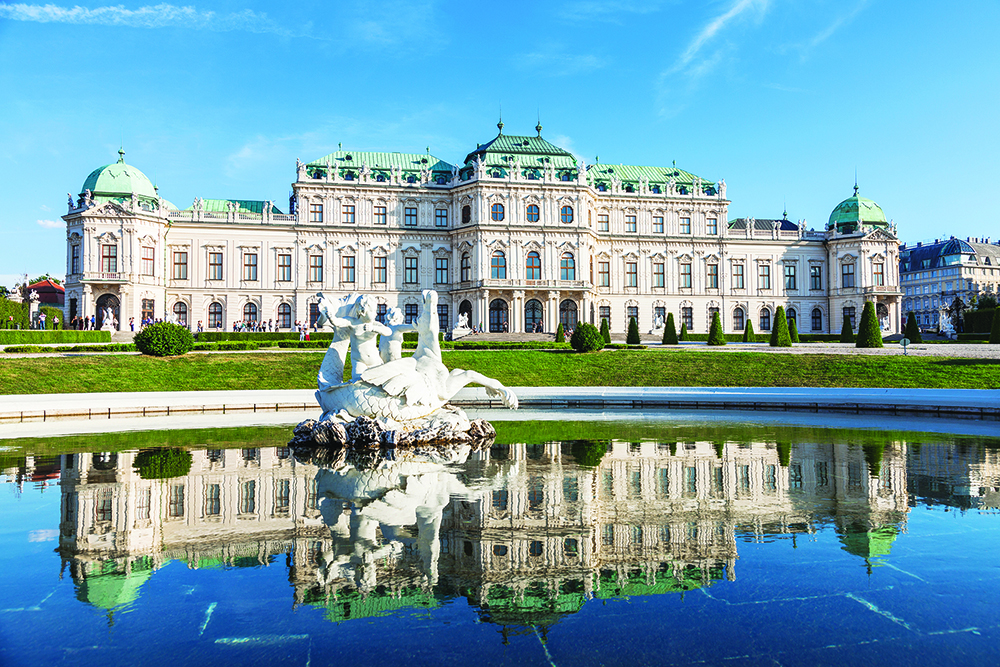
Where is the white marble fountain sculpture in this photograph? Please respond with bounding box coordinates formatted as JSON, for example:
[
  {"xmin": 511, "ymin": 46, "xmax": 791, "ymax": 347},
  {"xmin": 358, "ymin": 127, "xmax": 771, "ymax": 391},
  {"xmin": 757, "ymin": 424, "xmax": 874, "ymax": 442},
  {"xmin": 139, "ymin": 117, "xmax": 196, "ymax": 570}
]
[{"xmin": 306, "ymin": 289, "xmax": 517, "ymax": 446}]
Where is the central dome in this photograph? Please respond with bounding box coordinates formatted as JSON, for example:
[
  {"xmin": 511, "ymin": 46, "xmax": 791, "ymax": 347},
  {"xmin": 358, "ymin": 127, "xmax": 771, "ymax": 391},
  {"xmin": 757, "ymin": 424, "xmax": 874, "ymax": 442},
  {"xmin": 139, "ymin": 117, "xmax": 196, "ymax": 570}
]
[
  {"xmin": 828, "ymin": 186, "xmax": 887, "ymax": 233},
  {"xmin": 80, "ymin": 149, "xmax": 158, "ymax": 204}
]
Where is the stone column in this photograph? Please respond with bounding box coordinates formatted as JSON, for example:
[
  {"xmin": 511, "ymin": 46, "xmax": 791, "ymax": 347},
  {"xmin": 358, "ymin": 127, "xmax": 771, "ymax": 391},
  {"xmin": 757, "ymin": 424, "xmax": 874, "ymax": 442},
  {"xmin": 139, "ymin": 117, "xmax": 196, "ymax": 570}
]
[
  {"xmin": 512, "ymin": 290, "xmax": 524, "ymax": 333},
  {"xmin": 548, "ymin": 290, "xmax": 560, "ymax": 332}
]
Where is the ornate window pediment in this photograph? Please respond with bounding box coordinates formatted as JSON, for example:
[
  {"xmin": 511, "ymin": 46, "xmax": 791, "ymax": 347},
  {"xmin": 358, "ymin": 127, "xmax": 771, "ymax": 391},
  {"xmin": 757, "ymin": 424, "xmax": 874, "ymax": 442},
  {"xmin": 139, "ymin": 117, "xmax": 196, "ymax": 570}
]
[
  {"xmin": 623, "ymin": 251, "xmax": 639, "ymax": 261},
  {"xmin": 304, "ymin": 243, "xmax": 325, "ymax": 253},
  {"xmin": 96, "ymin": 231, "xmax": 119, "ymax": 243},
  {"xmin": 338, "ymin": 243, "xmax": 358, "ymax": 253},
  {"xmin": 556, "ymin": 240, "xmax": 579, "ymax": 251},
  {"xmin": 704, "ymin": 253, "xmax": 720, "ymax": 263},
  {"xmin": 679, "ymin": 299, "xmax": 693, "ymax": 308},
  {"xmin": 487, "ymin": 238, "xmax": 510, "ymax": 250},
  {"xmin": 400, "ymin": 245, "xmax": 420, "ymax": 257},
  {"xmin": 840, "ymin": 254, "xmax": 857, "ymax": 264},
  {"xmin": 676, "ymin": 253, "xmax": 693, "ymax": 263},
  {"xmin": 522, "ymin": 240, "xmax": 544, "ymax": 252},
  {"xmin": 456, "ymin": 240, "xmax": 474, "ymax": 251}
]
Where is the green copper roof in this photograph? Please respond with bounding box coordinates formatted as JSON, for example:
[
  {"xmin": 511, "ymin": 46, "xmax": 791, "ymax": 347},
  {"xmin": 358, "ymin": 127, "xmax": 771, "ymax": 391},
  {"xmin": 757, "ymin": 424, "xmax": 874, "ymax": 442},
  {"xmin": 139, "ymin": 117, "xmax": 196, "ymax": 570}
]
[
  {"xmin": 464, "ymin": 131, "xmax": 578, "ymax": 170},
  {"xmin": 306, "ymin": 150, "xmax": 454, "ymax": 176},
  {"xmin": 81, "ymin": 149, "xmax": 158, "ymax": 203},
  {"xmin": 184, "ymin": 199, "xmax": 283, "ymax": 215},
  {"xmin": 304, "ymin": 585, "xmax": 440, "ymax": 623},
  {"xmin": 828, "ymin": 187, "xmax": 888, "ymax": 232},
  {"xmin": 75, "ymin": 557, "xmax": 154, "ymax": 610},
  {"xmin": 588, "ymin": 163, "xmax": 715, "ymax": 193},
  {"xmin": 838, "ymin": 524, "xmax": 898, "ymax": 563}
]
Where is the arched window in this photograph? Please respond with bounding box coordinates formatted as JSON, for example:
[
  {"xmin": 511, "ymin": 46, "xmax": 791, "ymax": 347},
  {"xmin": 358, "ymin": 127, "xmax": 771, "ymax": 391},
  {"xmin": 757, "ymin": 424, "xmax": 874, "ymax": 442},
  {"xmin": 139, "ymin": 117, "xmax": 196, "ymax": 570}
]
[
  {"xmin": 243, "ymin": 303, "xmax": 258, "ymax": 322},
  {"xmin": 760, "ymin": 308, "xmax": 771, "ymax": 331},
  {"xmin": 733, "ymin": 307, "xmax": 745, "ymax": 331},
  {"xmin": 651, "ymin": 185, "xmax": 661, "ymax": 194},
  {"xmin": 375, "ymin": 173, "xmax": 386, "ymax": 182},
  {"xmin": 787, "ymin": 308, "xmax": 797, "ymax": 325},
  {"xmin": 492, "ymin": 170, "xmax": 503, "ymax": 178},
  {"xmin": 462, "ymin": 205, "xmax": 471, "ymax": 224},
  {"xmin": 560, "ymin": 252, "xmax": 575, "ymax": 280},
  {"xmin": 561, "ymin": 172, "xmax": 572, "ymax": 181},
  {"xmin": 560, "ymin": 205, "xmax": 574, "ymax": 224},
  {"xmin": 559, "ymin": 300, "xmax": 578, "ymax": 329},
  {"xmin": 526, "ymin": 204, "xmax": 539, "ymax": 222},
  {"xmin": 524, "ymin": 299, "xmax": 543, "ymax": 332},
  {"xmin": 208, "ymin": 302, "xmax": 223, "ymax": 329},
  {"xmin": 597, "ymin": 183, "xmax": 607, "ymax": 192},
  {"xmin": 277, "ymin": 303, "xmax": 292, "ymax": 328},
  {"xmin": 406, "ymin": 175, "xmax": 416, "ymax": 183},
  {"xmin": 526, "ymin": 251, "xmax": 541, "ymax": 280},
  {"xmin": 489, "ymin": 299, "xmax": 508, "ymax": 332},
  {"xmin": 491, "ymin": 251, "xmax": 506, "ymax": 279},
  {"xmin": 173, "ymin": 302, "xmax": 188, "ymax": 326},
  {"xmin": 491, "ymin": 203, "xmax": 505, "ymax": 221},
  {"xmin": 460, "ymin": 253, "xmax": 471, "ymax": 282},
  {"xmin": 811, "ymin": 308, "xmax": 823, "ymax": 331}
]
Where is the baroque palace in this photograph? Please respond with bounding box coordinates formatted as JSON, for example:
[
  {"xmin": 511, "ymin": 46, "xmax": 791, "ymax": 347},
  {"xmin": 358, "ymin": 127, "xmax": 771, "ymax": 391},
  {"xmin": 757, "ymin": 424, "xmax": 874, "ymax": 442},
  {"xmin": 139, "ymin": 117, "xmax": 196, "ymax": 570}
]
[{"xmin": 63, "ymin": 122, "xmax": 902, "ymax": 335}]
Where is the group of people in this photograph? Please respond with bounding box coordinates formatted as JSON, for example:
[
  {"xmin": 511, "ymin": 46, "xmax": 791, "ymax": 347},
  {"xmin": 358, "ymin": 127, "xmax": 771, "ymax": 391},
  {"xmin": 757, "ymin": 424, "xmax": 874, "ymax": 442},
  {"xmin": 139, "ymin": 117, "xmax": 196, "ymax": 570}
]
[
  {"xmin": 69, "ymin": 315, "xmax": 96, "ymax": 330},
  {"xmin": 231, "ymin": 319, "xmax": 279, "ymax": 333}
]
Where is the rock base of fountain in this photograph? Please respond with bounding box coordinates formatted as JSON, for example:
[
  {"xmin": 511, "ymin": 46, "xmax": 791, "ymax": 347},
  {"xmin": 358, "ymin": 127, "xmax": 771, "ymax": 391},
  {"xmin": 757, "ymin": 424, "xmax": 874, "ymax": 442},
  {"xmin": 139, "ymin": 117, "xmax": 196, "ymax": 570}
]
[{"xmin": 289, "ymin": 414, "xmax": 497, "ymax": 450}]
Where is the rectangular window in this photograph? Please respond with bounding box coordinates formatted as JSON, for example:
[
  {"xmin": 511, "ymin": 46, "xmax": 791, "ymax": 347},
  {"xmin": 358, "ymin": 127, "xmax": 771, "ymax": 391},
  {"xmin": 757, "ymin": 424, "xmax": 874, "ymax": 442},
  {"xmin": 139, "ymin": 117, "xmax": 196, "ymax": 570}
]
[
  {"xmin": 309, "ymin": 203, "xmax": 323, "ymax": 223},
  {"xmin": 404, "ymin": 257, "xmax": 418, "ymax": 284},
  {"xmin": 784, "ymin": 264, "xmax": 796, "ymax": 290},
  {"xmin": 278, "ymin": 254, "xmax": 291, "ymax": 282},
  {"xmin": 101, "ymin": 245, "xmax": 118, "ymax": 273},
  {"xmin": 707, "ymin": 218, "xmax": 718, "ymax": 235},
  {"xmin": 374, "ymin": 256, "xmax": 387, "ymax": 283},
  {"xmin": 239, "ymin": 480, "xmax": 256, "ymax": 515},
  {"xmin": 404, "ymin": 207, "xmax": 417, "ymax": 226},
  {"xmin": 275, "ymin": 479, "xmax": 291, "ymax": 514},
  {"xmin": 205, "ymin": 484, "xmax": 221, "ymax": 516},
  {"xmin": 598, "ymin": 261, "xmax": 610, "ymax": 287},
  {"xmin": 243, "ymin": 253, "xmax": 258, "ymax": 281},
  {"xmin": 438, "ymin": 304, "xmax": 449, "ymax": 331},
  {"xmin": 626, "ymin": 215, "xmax": 636, "ymax": 233},
  {"xmin": 141, "ymin": 299, "xmax": 154, "ymax": 321},
  {"xmin": 309, "ymin": 255, "xmax": 323, "ymax": 283},
  {"xmin": 598, "ymin": 213, "xmax": 609, "ymax": 232},
  {"xmin": 137, "ymin": 487, "xmax": 150, "ymax": 520},
  {"xmin": 680, "ymin": 262, "xmax": 692, "ymax": 288},
  {"xmin": 627, "ymin": 305, "xmax": 638, "ymax": 328},
  {"xmin": 842, "ymin": 263, "xmax": 856, "ymax": 288},
  {"xmin": 874, "ymin": 262, "xmax": 885, "ymax": 286},
  {"xmin": 599, "ymin": 306, "xmax": 611, "ymax": 329},
  {"xmin": 707, "ymin": 264, "xmax": 719, "ymax": 289},
  {"xmin": 71, "ymin": 245, "xmax": 81, "ymax": 274},
  {"xmin": 435, "ymin": 209, "xmax": 448, "ymax": 227},
  {"xmin": 141, "ymin": 246, "xmax": 154, "ymax": 276},
  {"xmin": 96, "ymin": 488, "xmax": 113, "ymax": 522},
  {"xmin": 844, "ymin": 306, "xmax": 856, "ymax": 330},
  {"xmin": 653, "ymin": 216, "xmax": 664, "ymax": 233},
  {"xmin": 404, "ymin": 303, "xmax": 418, "ymax": 324},
  {"xmin": 733, "ymin": 264, "xmax": 745, "ymax": 289},
  {"xmin": 680, "ymin": 217, "xmax": 691, "ymax": 234},
  {"xmin": 758, "ymin": 264, "xmax": 771, "ymax": 290},
  {"xmin": 810, "ymin": 265, "xmax": 822, "ymax": 290},
  {"xmin": 342, "ymin": 204, "xmax": 355, "ymax": 224},
  {"xmin": 653, "ymin": 262, "xmax": 664, "ymax": 287},
  {"xmin": 435, "ymin": 257, "xmax": 449, "ymax": 284},
  {"xmin": 341, "ymin": 255, "xmax": 355, "ymax": 283},
  {"xmin": 169, "ymin": 485, "xmax": 184, "ymax": 518},
  {"xmin": 172, "ymin": 251, "xmax": 188, "ymax": 280},
  {"xmin": 626, "ymin": 261, "xmax": 637, "ymax": 287},
  {"xmin": 374, "ymin": 205, "xmax": 387, "ymax": 225},
  {"xmin": 208, "ymin": 252, "xmax": 223, "ymax": 280}
]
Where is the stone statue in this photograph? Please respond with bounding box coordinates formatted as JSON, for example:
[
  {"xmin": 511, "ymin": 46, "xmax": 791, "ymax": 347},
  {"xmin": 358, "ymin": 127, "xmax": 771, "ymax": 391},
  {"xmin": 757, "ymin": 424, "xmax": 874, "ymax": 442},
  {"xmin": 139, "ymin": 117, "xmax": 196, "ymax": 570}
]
[
  {"xmin": 718, "ymin": 179, "xmax": 727, "ymax": 198},
  {"xmin": 296, "ymin": 158, "xmax": 305, "ymax": 179},
  {"xmin": 309, "ymin": 290, "xmax": 517, "ymax": 443},
  {"xmin": 101, "ymin": 307, "xmax": 118, "ymax": 332},
  {"xmin": 68, "ymin": 193, "xmax": 75, "ymax": 210},
  {"xmin": 325, "ymin": 295, "xmax": 391, "ymax": 381},
  {"xmin": 650, "ymin": 312, "xmax": 665, "ymax": 334},
  {"xmin": 83, "ymin": 189, "xmax": 93, "ymax": 206},
  {"xmin": 379, "ymin": 307, "xmax": 415, "ymax": 363},
  {"xmin": 28, "ymin": 290, "xmax": 40, "ymax": 303}
]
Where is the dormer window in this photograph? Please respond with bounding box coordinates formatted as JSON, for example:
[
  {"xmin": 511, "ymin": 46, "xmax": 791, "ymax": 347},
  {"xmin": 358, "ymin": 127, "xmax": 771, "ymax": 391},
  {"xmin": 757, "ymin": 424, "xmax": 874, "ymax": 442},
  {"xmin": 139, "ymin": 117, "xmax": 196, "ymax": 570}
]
[
  {"xmin": 436, "ymin": 176, "xmax": 447, "ymax": 184},
  {"xmin": 406, "ymin": 175, "xmax": 416, "ymax": 183},
  {"xmin": 597, "ymin": 184, "xmax": 606, "ymax": 192},
  {"xmin": 343, "ymin": 172, "xmax": 354, "ymax": 181},
  {"xmin": 651, "ymin": 185, "xmax": 661, "ymax": 194},
  {"xmin": 492, "ymin": 171, "xmax": 503, "ymax": 178},
  {"xmin": 561, "ymin": 173, "xmax": 571, "ymax": 181},
  {"xmin": 376, "ymin": 174, "xmax": 386, "ymax": 182}
]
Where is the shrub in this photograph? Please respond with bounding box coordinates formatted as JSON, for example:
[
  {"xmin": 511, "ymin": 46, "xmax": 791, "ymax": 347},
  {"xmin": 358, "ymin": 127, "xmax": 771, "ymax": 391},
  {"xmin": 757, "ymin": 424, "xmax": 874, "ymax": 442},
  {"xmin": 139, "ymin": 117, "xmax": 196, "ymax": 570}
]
[
  {"xmin": 133, "ymin": 448, "xmax": 193, "ymax": 480},
  {"xmin": 742, "ymin": 319, "xmax": 756, "ymax": 343},
  {"xmin": 599, "ymin": 318, "xmax": 611, "ymax": 346},
  {"xmin": 626, "ymin": 317, "xmax": 640, "ymax": 345},
  {"xmin": 571, "ymin": 440, "xmax": 607, "ymax": 468},
  {"xmin": 570, "ymin": 322, "xmax": 605, "ymax": 352},
  {"xmin": 904, "ymin": 311, "xmax": 922, "ymax": 344},
  {"xmin": 788, "ymin": 317, "xmax": 800, "ymax": 343},
  {"xmin": 965, "ymin": 308, "xmax": 996, "ymax": 334},
  {"xmin": 769, "ymin": 306, "xmax": 791, "ymax": 347},
  {"xmin": 134, "ymin": 321, "xmax": 194, "ymax": 356},
  {"xmin": 0, "ymin": 330, "xmax": 110, "ymax": 345},
  {"xmin": 0, "ymin": 297, "xmax": 29, "ymax": 330},
  {"xmin": 707, "ymin": 311, "xmax": 726, "ymax": 346},
  {"xmin": 679, "ymin": 322, "xmax": 687, "ymax": 341},
  {"xmin": 992, "ymin": 308, "xmax": 1000, "ymax": 344},
  {"xmin": 855, "ymin": 301, "xmax": 884, "ymax": 348},
  {"xmin": 555, "ymin": 322, "xmax": 565, "ymax": 343},
  {"xmin": 40, "ymin": 306, "xmax": 64, "ymax": 329},
  {"xmin": 840, "ymin": 316, "xmax": 855, "ymax": 343},
  {"xmin": 662, "ymin": 313, "xmax": 678, "ymax": 345},
  {"xmin": 193, "ymin": 341, "xmax": 260, "ymax": 351}
]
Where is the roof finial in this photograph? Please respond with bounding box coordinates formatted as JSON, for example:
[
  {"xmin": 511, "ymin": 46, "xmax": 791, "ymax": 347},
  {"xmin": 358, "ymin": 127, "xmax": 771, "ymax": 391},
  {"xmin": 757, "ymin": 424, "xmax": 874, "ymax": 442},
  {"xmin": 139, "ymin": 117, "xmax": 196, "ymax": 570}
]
[
  {"xmin": 338, "ymin": 142, "xmax": 343, "ymax": 151},
  {"xmin": 497, "ymin": 102, "xmax": 504, "ymax": 134},
  {"xmin": 854, "ymin": 168, "xmax": 859, "ymax": 196},
  {"xmin": 535, "ymin": 109, "xmax": 542, "ymax": 137},
  {"xmin": 117, "ymin": 147, "xmax": 125, "ymax": 164}
]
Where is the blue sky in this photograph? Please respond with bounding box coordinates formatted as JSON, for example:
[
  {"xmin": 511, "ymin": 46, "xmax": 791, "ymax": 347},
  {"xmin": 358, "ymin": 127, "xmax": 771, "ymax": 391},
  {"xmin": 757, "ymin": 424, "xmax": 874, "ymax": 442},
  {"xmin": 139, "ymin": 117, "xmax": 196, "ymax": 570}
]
[{"xmin": 2, "ymin": 0, "xmax": 999, "ymax": 288}]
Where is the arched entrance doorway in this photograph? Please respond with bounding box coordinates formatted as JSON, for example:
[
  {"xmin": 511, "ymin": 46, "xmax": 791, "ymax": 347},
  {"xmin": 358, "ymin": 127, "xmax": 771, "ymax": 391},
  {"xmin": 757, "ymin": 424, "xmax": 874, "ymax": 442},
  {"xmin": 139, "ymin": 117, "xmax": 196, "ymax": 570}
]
[
  {"xmin": 95, "ymin": 293, "xmax": 120, "ymax": 330},
  {"xmin": 489, "ymin": 299, "xmax": 509, "ymax": 333},
  {"xmin": 524, "ymin": 299, "xmax": 543, "ymax": 332},
  {"xmin": 559, "ymin": 299, "xmax": 578, "ymax": 330},
  {"xmin": 459, "ymin": 300, "xmax": 473, "ymax": 328}
]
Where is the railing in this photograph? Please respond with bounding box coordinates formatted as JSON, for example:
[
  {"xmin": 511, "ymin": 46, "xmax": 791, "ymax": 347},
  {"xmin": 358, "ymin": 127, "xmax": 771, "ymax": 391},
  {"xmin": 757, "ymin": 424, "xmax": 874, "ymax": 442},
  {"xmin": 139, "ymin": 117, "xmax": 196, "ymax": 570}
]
[
  {"xmin": 479, "ymin": 279, "xmax": 591, "ymax": 290},
  {"xmin": 82, "ymin": 272, "xmax": 126, "ymax": 282},
  {"xmin": 166, "ymin": 210, "xmax": 299, "ymax": 225}
]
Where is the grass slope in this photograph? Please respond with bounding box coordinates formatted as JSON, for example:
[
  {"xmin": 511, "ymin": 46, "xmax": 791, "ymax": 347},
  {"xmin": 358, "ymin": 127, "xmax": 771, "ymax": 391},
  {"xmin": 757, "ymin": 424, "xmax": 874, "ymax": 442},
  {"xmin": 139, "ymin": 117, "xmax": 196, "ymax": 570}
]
[{"xmin": 0, "ymin": 349, "xmax": 999, "ymax": 395}]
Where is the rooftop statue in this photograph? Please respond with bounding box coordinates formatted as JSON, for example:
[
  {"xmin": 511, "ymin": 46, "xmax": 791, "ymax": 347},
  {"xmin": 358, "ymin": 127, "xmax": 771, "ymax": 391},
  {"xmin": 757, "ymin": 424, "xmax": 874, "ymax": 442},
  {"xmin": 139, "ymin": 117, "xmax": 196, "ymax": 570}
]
[{"xmin": 297, "ymin": 290, "xmax": 517, "ymax": 449}]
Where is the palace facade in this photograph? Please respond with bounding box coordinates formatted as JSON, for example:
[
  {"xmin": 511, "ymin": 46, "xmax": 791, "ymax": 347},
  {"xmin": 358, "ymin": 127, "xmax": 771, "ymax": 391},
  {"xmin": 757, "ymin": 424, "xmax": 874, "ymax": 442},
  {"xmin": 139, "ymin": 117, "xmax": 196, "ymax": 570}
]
[{"xmin": 62, "ymin": 124, "xmax": 902, "ymax": 335}]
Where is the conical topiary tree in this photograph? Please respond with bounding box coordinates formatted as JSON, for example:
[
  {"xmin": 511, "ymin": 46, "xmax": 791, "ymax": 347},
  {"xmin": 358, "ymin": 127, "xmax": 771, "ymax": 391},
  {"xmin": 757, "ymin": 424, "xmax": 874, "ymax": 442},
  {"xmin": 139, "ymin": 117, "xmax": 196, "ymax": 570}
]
[
  {"xmin": 662, "ymin": 313, "xmax": 678, "ymax": 345},
  {"xmin": 600, "ymin": 317, "xmax": 611, "ymax": 346},
  {"xmin": 769, "ymin": 306, "xmax": 792, "ymax": 347},
  {"xmin": 855, "ymin": 300, "xmax": 884, "ymax": 348},
  {"xmin": 707, "ymin": 311, "xmax": 726, "ymax": 346},
  {"xmin": 626, "ymin": 316, "xmax": 640, "ymax": 345},
  {"xmin": 742, "ymin": 318, "xmax": 756, "ymax": 343},
  {"xmin": 904, "ymin": 311, "xmax": 922, "ymax": 343},
  {"xmin": 990, "ymin": 308, "xmax": 1000, "ymax": 344},
  {"xmin": 555, "ymin": 322, "xmax": 565, "ymax": 343},
  {"xmin": 840, "ymin": 315, "xmax": 855, "ymax": 343},
  {"xmin": 788, "ymin": 316, "xmax": 800, "ymax": 343},
  {"xmin": 679, "ymin": 322, "xmax": 687, "ymax": 341}
]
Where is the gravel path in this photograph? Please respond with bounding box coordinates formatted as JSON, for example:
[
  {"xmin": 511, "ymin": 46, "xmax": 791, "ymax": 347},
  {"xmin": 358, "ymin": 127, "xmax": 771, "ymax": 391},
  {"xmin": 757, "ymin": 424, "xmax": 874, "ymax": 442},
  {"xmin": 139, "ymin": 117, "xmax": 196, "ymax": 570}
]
[{"xmin": 653, "ymin": 341, "xmax": 1000, "ymax": 358}]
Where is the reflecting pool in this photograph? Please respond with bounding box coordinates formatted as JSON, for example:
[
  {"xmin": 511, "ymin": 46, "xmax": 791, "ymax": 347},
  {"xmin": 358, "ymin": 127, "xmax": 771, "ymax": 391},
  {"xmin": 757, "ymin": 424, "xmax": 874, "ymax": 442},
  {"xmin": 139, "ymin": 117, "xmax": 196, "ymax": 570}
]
[{"xmin": 3, "ymin": 418, "xmax": 1000, "ymax": 666}]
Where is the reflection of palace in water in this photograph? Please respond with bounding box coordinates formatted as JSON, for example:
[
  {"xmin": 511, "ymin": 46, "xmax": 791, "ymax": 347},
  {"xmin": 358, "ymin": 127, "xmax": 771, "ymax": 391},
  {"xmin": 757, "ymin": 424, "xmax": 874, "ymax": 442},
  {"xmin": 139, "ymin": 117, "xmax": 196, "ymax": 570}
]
[{"xmin": 49, "ymin": 437, "xmax": 997, "ymax": 631}]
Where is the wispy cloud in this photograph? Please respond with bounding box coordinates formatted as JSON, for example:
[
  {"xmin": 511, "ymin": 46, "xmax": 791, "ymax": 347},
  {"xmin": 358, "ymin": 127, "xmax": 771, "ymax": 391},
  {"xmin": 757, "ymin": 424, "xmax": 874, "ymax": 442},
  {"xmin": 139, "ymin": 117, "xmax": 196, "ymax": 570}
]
[
  {"xmin": 667, "ymin": 0, "xmax": 770, "ymax": 76},
  {"xmin": 0, "ymin": 3, "xmax": 300, "ymax": 37},
  {"xmin": 36, "ymin": 219, "xmax": 61, "ymax": 228},
  {"xmin": 344, "ymin": 0, "xmax": 445, "ymax": 49},
  {"xmin": 558, "ymin": 0, "xmax": 667, "ymax": 24},
  {"xmin": 516, "ymin": 49, "xmax": 604, "ymax": 77},
  {"xmin": 784, "ymin": 0, "xmax": 868, "ymax": 59}
]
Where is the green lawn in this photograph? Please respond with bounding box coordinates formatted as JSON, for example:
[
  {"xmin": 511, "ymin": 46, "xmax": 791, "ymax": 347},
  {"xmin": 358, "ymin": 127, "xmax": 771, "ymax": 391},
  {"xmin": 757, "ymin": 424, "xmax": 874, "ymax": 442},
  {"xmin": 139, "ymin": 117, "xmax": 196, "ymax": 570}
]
[{"xmin": 1, "ymin": 349, "xmax": 999, "ymax": 394}]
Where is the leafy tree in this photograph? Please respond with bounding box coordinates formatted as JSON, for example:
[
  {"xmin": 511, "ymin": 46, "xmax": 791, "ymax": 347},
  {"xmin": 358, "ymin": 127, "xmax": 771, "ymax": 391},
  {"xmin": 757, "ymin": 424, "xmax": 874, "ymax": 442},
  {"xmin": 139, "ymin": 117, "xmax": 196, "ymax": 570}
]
[
  {"xmin": 788, "ymin": 316, "xmax": 800, "ymax": 343},
  {"xmin": 570, "ymin": 322, "xmax": 605, "ymax": 352},
  {"xmin": 742, "ymin": 319, "xmax": 755, "ymax": 343},
  {"xmin": 679, "ymin": 322, "xmax": 687, "ymax": 341},
  {"xmin": 133, "ymin": 448, "xmax": 193, "ymax": 480},
  {"xmin": 707, "ymin": 311, "xmax": 726, "ymax": 345},
  {"xmin": 662, "ymin": 313, "xmax": 678, "ymax": 345},
  {"xmin": 626, "ymin": 316, "xmax": 640, "ymax": 344},
  {"xmin": 977, "ymin": 294, "xmax": 997, "ymax": 310},
  {"xmin": 134, "ymin": 321, "xmax": 194, "ymax": 356},
  {"xmin": 855, "ymin": 300, "xmax": 884, "ymax": 348},
  {"xmin": 28, "ymin": 274, "xmax": 62, "ymax": 286},
  {"xmin": 904, "ymin": 311, "xmax": 922, "ymax": 343},
  {"xmin": 769, "ymin": 306, "xmax": 792, "ymax": 347},
  {"xmin": 599, "ymin": 317, "xmax": 611, "ymax": 346},
  {"xmin": 840, "ymin": 315, "xmax": 855, "ymax": 343},
  {"xmin": 571, "ymin": 440, "xmax": 607, "ymax": 467},
  {"xmin": 555, "ymin": 322, "xmax": 565, "ymax": 343},
  {"xmin": 990, "ymin": 308, "xmax": 1000, "ymax": 344}
]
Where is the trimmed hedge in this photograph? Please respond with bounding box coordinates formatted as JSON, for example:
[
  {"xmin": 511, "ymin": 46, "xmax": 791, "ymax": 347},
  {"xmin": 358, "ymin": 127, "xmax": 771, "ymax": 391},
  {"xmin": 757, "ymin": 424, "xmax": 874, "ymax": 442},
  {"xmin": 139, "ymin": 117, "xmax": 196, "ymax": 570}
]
[
  {"xmin": 193, "ymin": 341, "xmax": 261, "ymax": 351},
  {"xmin": 604, "ymin": 344, "xmax": 648, "ymax": 350},
  {"xmin": 600, "ymin": 318, "xmax": 611, "ymax": 345},
  {"xmin": 840, "ymin": 316, "xmax": 855, "ymax": 343},
  {"xmin": 133, "ymin": 448, "xmax": 193, "ymax": 480},
  {"xmin": 626, "ymin": 317, "xmax": 640, "ymax": 345},
  {"xmin": 992, "ymin": 309, "xmax": 1000, "ymax": 344},
  {"xmin": 855, "ymin": 301, "xmax": 884, "ymax": 348},
  {"xmin": 742, "ymin": 320, "xmax": 756, "ymax": 343},
  {"xmin": 40, "ymin": 306, "xmax": 64, "ymax": 330},
  {"xmin": 197, "ymin": 331, "xmax": 334, "ymax": 342},
  {"xmin": 707, "ymin": 312, "xmax": 726, "ymax": 346},
  {"xmin": 965, "ymin": 308, "xmax": 996, "ymax": 334},
  {"xmin": 679, "ymin": 323, "xmax": 688, "ymax": 341},
  {"xmin": 662, "ymin": 313, "xmax": 678, "ymax": 345},
  {"xmin": 770, "ymin": 306, "xmax": 792, "ymax": 347},
  {"xmin": 135, "ymin": 321, "xmax": 194, "ymax": 356},
  {"xmin": 956, "ymin": 333, "xmax": 989, "ymax": 342},
  {"xmin": 3, "ymin": 343, "xmax": 136, "ymax": 353},
  {"xmin": 0, "ymin": 297, "xmax": 29, "ymax": 330},
  {"xmin": 0, "ymin": 330, "xmax": 111, "ymax": 345},
  {"xmin": 788, "ymin": 318, "xmax": 800, "ymax": 343},
  {"xmin": 555, "ymin": 323, "xmax": 565, "ymax": 343},
  {"xmin": 571, "ymin": 322, "xmax": 605, "ymax": 352},
  {"xmin": 904, "ymin": 311, "xmax": 923, "ymax": 344}
]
